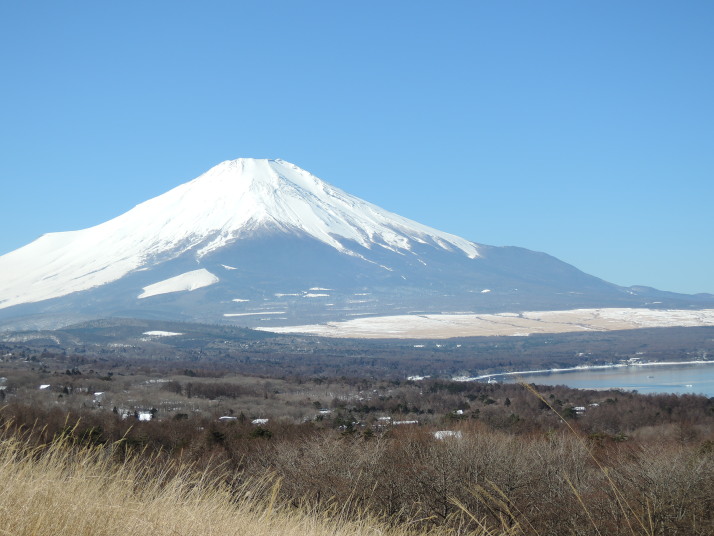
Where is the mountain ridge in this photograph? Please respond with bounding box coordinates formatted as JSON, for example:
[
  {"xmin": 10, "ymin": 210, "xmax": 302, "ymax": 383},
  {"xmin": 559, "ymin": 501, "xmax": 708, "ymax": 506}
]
[{"xmin": 1, "ymin": 158, "xmax": 712, "ymax": 330}]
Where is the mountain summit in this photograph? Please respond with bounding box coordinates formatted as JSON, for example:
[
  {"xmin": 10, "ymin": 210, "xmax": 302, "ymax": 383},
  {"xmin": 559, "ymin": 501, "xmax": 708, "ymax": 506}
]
[
  {"xmin": 0, "ymin": 158, "xmax": 710, "ymax": 329},
  {"xmin": 0, "ymin": 159, "xmax": 476, "ymax": 310}
]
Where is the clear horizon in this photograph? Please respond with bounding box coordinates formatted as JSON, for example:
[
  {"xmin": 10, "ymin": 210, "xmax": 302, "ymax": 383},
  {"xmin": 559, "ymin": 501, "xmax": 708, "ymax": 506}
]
[{"xmin": 1, "ymin": 1, "xmax": 712, "ymax": 294}]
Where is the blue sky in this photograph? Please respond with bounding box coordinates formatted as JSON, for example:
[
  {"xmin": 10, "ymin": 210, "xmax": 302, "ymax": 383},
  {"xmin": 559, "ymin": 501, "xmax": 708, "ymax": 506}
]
[{"xmin": 1, "ymin": 1, "xmax": 712, "ymax": 294}]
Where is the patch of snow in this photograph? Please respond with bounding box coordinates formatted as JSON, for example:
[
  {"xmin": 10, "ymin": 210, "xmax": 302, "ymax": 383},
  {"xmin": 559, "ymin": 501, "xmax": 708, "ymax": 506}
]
[
  {"xmin": 224, "ymin": 311, "xmax": 285, "ymax": 317},
  {"xmin": 39, "ymin": 384, "xmax": 50, "ymax": 390},
  {"xmin": 251, "ymin": 418, "xmax": 269, "ymax": 425},
  {"xmin": 304, "ymin": 293, "xmax": 329, "ymax": 298},
  {"xmin": 143, "ymin": 330, "xmax": 183, "ymax": 337},
  {"xmin": 481, "ymin": 289, "xmax": 491, "ymax": 293},
  {"xmin": 138, "ymin": 269, "xmax": 219, "ymax": 299},
  {"xmin": 221, "ymin": 264, "xmax": 237, "ymax": 270}
]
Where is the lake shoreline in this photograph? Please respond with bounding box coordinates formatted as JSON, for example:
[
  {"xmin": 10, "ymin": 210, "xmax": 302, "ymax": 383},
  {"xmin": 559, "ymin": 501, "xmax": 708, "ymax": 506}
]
[{"xmin": 454, "ymin": 359, "xmax": 714, "ymax": 383}]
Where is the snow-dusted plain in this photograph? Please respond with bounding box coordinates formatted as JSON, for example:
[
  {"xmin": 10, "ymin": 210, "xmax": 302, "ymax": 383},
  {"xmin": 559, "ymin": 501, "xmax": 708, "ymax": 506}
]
[{"xmin": 258, "ymin": 308, "xmax": 714, "ymax": 339}]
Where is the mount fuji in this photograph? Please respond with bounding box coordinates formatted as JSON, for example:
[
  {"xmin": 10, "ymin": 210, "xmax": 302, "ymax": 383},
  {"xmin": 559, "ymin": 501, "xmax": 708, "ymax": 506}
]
[{"xmin": 1, "ymin": 158, "xmax": 711, "ymax": 330}]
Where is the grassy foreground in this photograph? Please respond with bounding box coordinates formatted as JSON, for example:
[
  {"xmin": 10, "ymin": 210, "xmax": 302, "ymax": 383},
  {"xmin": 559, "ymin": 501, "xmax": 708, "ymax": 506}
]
[
  {"xmin": 3, "ymin": 404, "xmax": 713, "ymax": 535},
  {"xmin": 0, "ymin": 428, "xmax": 452, "ymax": 536}
]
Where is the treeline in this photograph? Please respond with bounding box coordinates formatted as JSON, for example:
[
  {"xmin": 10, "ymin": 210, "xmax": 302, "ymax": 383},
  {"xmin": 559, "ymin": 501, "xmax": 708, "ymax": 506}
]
[
  {"xmin": 161, "ymin": 380, "xmax": 266, "ymax": 399},
  {"xmin": 4, "ymin": 325, "xmax": 714, "ymax": 380},
  {"xmin": 5, "ymin": 370, "xmax": 714, "ymax": 439}
]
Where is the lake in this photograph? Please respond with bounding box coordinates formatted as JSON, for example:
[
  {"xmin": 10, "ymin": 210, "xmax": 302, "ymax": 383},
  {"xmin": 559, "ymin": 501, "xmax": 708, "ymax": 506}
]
[{"xmin": 498, "ymin": 361, "xmax": 714, "ymax": 397}]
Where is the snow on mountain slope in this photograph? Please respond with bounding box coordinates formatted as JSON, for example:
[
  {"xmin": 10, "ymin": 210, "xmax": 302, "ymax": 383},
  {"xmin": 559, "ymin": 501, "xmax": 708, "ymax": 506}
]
[
  {"xmin": 138, "ymin": 269, "xmax": 219, "ymax": 299},
  {"xmin": 0, "ymin": 159, "xmax": 479, "ymax": 310}
]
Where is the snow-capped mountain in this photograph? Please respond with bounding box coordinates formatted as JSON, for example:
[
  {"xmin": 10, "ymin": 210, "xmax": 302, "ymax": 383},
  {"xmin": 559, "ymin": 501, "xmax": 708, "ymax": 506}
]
[
  {"xmin": 0, "ymin": 158, "xmax": 711, "ymax": 330},
  {"xmin": 0, "ymin": 159, "xmax": 477, "ymax": 309}
]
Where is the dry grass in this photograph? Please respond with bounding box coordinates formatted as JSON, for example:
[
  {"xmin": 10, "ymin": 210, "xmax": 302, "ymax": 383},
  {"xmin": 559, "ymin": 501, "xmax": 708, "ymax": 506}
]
[
  {"xmin": 0, "ymin": 425, "xmax": 454, "ymax": 536},
  {"xmin": 2, "ymin": 397, "xmax": 712, "ymax": 536}
]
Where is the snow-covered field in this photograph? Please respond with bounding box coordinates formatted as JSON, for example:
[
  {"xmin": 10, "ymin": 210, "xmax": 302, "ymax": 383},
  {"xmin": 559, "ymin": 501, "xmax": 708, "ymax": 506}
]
[{"xmin": 258, "ymin": 308, "xmax": 714, "ymax": 339}]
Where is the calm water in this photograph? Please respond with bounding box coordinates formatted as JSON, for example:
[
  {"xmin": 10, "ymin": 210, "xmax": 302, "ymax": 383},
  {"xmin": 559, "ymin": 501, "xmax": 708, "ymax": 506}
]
[{"xmin": 501, "ymin": 362, "xmax": 714, "ymax": 397}]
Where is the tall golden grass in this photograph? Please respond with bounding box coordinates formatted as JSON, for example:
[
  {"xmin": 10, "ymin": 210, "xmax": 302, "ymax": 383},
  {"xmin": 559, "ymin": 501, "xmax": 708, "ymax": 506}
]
[
  {"xmin": 3, "ymin": 395, "xmax": 711, "ymax": 536},
  {"xmin": 0, "ymin": 424, "xmax": 458, "ymax": 536}
]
